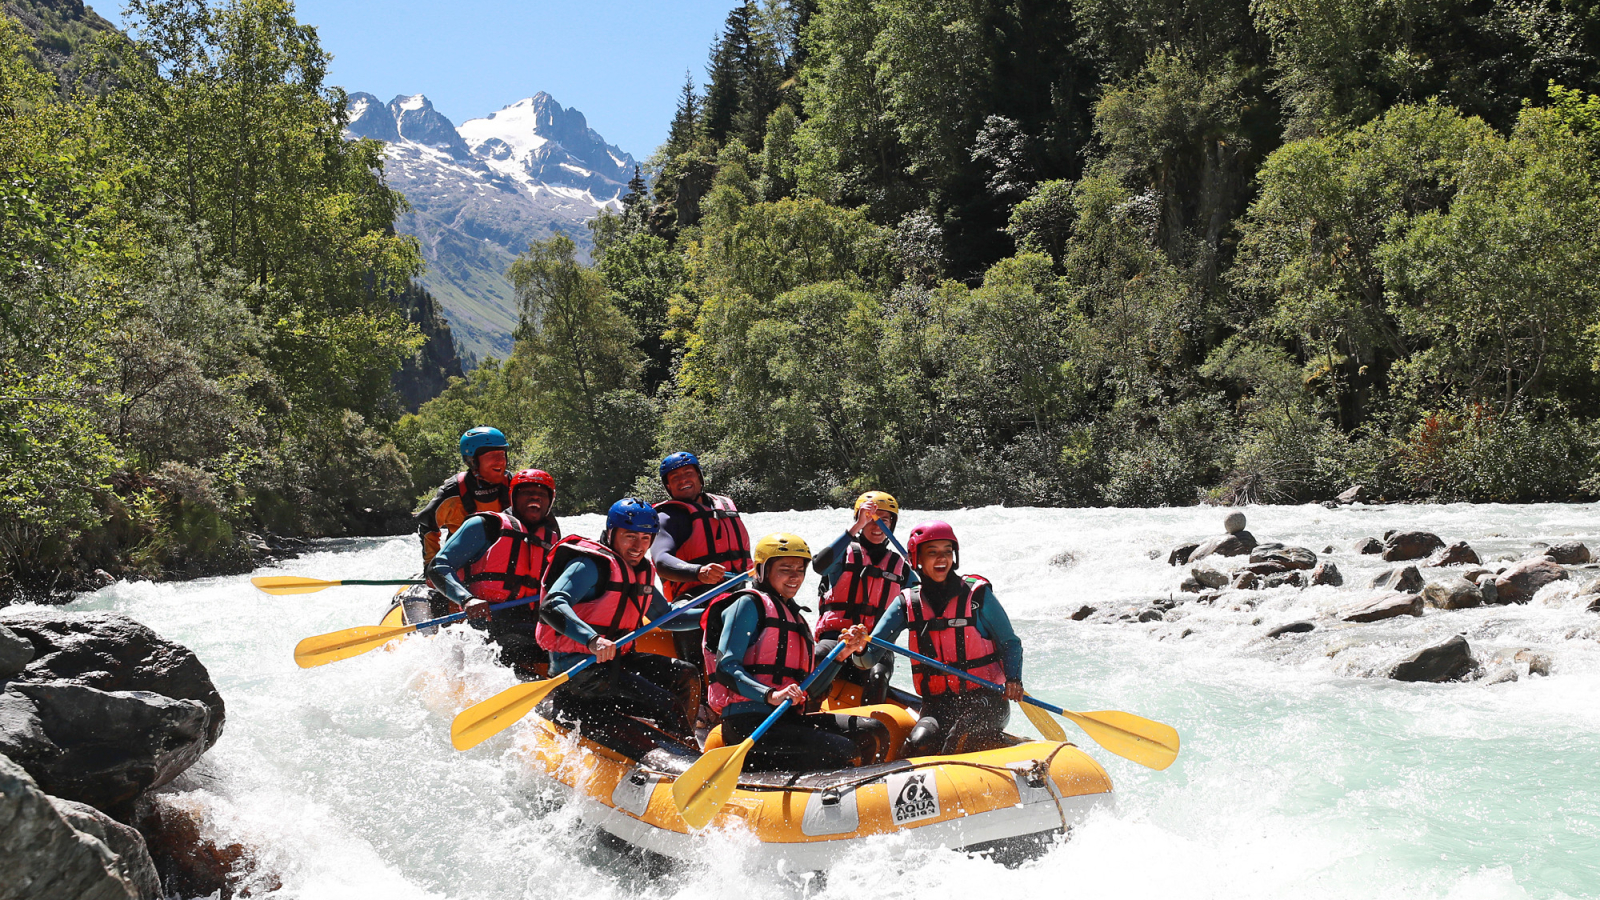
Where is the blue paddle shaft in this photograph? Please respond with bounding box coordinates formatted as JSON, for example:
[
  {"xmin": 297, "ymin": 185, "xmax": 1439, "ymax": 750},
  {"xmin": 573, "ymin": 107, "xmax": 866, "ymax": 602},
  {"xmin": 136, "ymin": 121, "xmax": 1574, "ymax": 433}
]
[
  {"xmin": 421, "ymin": 598, "xmax": 535, "ymax": 631},
  {"xmin": 868, "ymin": 636, "xmax": 1058, "ymax": 715},
  {"xmin": 557, "ymin": 572, "xmax": 753, "ymax": 682},
  {"xmin": 747, "ymin": 639, "xmax": 850, "ymax": 744}
]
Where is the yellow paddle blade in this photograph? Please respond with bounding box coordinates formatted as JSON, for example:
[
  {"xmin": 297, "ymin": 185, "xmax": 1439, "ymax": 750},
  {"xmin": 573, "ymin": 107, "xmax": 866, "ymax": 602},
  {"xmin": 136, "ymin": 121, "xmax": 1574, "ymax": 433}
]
[
  {"xmin": 293, "ymin": 624, "xmax": 416, "ymax": 668},
  {"xmin": 253, "ymin": 575, "xmax": 341, "ymax": 595},
  {"xmin": 450, "ymin": 674, "xmax": 569, "ymax": 751},
  {"xmin": 671, "ymin": 739, "xmax": 753, "ymax": 830},
  {"xmin": 1021, "ymin": 700, "xmax": 1069, "ymax": 742},
  {"xmin": 1059, "ymin": 708, "xmax": 1181, "ymax": 771}
]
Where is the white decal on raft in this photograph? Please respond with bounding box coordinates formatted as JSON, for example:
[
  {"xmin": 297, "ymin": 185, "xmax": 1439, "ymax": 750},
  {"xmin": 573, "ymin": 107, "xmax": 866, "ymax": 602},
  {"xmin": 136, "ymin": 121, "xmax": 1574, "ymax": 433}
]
[{"xmin": 887, "ymin": 771, "xmax": 941, "ymax": 825}]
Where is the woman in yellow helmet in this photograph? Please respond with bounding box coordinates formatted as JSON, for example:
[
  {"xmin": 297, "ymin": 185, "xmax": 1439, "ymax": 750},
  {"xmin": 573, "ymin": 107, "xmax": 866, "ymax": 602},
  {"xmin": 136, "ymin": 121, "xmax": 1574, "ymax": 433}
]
[
  {"xmin": 700, "ymin": 533, "xmax": 889, "ymax": 771},
  {"xmin": 811, "ymin": 491, "xmax": 915, "ymax": 704}
]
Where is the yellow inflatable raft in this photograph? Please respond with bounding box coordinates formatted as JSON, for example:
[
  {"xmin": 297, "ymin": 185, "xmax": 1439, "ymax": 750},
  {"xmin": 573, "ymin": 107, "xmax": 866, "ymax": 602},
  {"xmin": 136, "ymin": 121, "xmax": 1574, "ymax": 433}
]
[{"xmin": 381, "ymin": 592, "xmax": 1114, "ymax": 867}]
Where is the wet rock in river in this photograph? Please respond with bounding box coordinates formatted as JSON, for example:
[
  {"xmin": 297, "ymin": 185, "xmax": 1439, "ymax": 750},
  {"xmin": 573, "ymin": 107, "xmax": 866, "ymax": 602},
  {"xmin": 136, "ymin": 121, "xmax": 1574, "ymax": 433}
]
[
  {"xmin": 1245, "ymin": 560, "xmax": 1289, "ymax": 576},
  {"xmin": 1069, "ymin": 605, "xmax": 1096, "ymax": 621},
  {"xmin": 51, "ymin": 798, "xmax": 162, "ymax": 900},
  {"xmin": 1168, "ymin": 543, "xmax": 1199, "ymax": 566},
  {"xmin": 1336, "ymin": 484, "xmax": 1370, "ymax": 505},
  {"xmin": 1420, "ymin": 576, "xmax": 1484, "ymax": 610},
  {"xmin": 1232, "ymin": 571, "xmax": 1260, "ymax": 590},
  {"xmin": 139, "ymin": 794, "xmax": 277, "ymax": 900},
  {"xmin": 1515, "ymin": 649, "xmax": 1552, "ymax": 677},
  {"xmin": 1251, "ymin": 545, "xmax": 1318, "ymax": 571},
  {"xmin": 1341, "ymin": 592, "xmax": 1425, "ymax": 623},
  {"xmin": 1461, "ymin": 568, "xmax": 1494, "ymax": 584},
  {"xmin": 1428, "ymin": 541, "xmax": 1480, "ymax": 567},
  {"xmin": 1310, "ymin": 561, "xmax": 1343, "ymax": 586},
  {"xmin": 1589, "ymin": 595, "xmax": 1600, "ymax": 613},
  {"xmin": 0, "ymin": 751, "xmax": 149, "ymax": 900},
  {"xmin": 1542, "ymin": 541, "xmax": 1591, "ymax": 565},
  {"xmin": 0, "ymin": 623, "xmax": 33, "ymax": 679},
  {"xmin": 1355, "ymin": 537, "xmax": 1383, "ymax": 555},
  {"xmin": 1189, "ymin": 530, "xmax": 1258, "ymax": 562},
  {"xmin": 1382, "ymin": 531, "xmax": 1446, "ymax": 562},
  {"xmin": 1180, "ymin": 576, "xmax": 1204, "ymax": 593},
  {"xmin": 1369, "ymin": 565, "xmax": 1423, "ymax": 594},
  {"xmin": 1493, "ymin": 559, "xmax": 1568, "ymax": 604},
  {"xmin": 1138, "ymin": 609, "xmax": 1165, "ymax": 622},
  {"xmin": 1266, "ymin": 621, "xmax": 1315, "ymax": 638},
  {"xmin": 1224, "ymin": 512, "xmax": 1247, "ymax": 534},
  {"xmin": 1264, "ymin": 571, "xmax": 1305, "ymax": 589},
  {"xmin": 1389, "ymin": 635, "xmax": 1480, "ymax": 683},
  {"xmin": 1190, "ymin": 566, "xmax": 1230, "ymax": 589}
]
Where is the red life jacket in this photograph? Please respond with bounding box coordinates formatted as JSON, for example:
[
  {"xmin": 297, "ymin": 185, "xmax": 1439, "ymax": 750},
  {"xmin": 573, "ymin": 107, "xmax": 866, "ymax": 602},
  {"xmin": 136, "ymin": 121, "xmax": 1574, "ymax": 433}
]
[
  {"xmin": 460, "ymin": 511, "xmax": 559, "ymax": 605},
  {"xmin": 655, "ymin": 493, "xmax": 752, "ymax": 600},
  {"xmin": 535, "ymin": 536, "xmax": 655, "ymax": 656},
  {"xmin": 701, "ymin": 586, "xmax": 814, "ymax": 713},
  {"xmin": 904, "ymin": 575, "xmax": 1004, "ymax": 696},
  {"xmin": 816, "ymin": 539, "xmax": 909, "ymax": 638}
]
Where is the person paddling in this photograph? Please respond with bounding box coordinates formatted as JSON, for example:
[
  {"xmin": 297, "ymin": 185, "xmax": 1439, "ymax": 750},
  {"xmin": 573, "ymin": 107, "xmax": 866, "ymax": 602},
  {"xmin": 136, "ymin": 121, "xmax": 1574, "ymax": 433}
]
[
  {"xmin": 428, "ymin": 468, "xmax": 561, "ymax": 678},
  {"xmin": 535, "ymin": 498, "xmax": 701, "ymax": 740},
  {"xmin": 811, "ymin": 491, "xmax": 915, "ymax": 705},
  {"xmin": 416, "ymin": 427, "xmax": 514, "ymax": 568},
  {"xmin": 703, "ymin": 534, "xmax": 889, "ymax": 771},
  {"xmin": 862, "ymin": 521, "xmax": 1024, "ymax": 756}
]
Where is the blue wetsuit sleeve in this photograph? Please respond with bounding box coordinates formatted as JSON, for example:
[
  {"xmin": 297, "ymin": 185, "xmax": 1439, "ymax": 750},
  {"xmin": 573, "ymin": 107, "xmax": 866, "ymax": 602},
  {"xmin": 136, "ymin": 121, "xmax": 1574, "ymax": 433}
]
[
  {"xmin": 861, "ymin": 596, "xmax": 909, "ymax": 667},
  {"xmin": 650, "ymin": 509, "xmax": 704, "ymax": 582},
  {"xmin": 539, "ymin": 557, "xmax": 603, "ymax": 647},
  {"xmin": 715, "ymin": 596, "xmax": 777, "ymax": 703},
  {"xmin": 974, "ymin": 585, "xmax": 1023, "ymax": 681},
  {"xmin": 428, "ymin": 516, "xmax": 493, "ymax": 608},
  {"xmin": 812, "ymin": 530, "xmax": 854, "ymax": 580}
]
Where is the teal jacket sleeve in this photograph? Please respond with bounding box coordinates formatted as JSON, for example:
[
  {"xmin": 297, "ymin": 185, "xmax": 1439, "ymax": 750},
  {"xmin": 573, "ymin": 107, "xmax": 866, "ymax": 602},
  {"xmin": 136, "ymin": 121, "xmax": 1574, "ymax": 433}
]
[
  {"xmin": 715, "ymin": 596, "xmax": 774, "ymax": 702},
  {"xmin": 861, "ymin": 596, "xmax": 909, "ymax": 667},
  {"xmin": 645, "ymin": 587, "xmax": 704, "ymax": 632},
  {"xmin": 538, "ymin": 557, "xmax": 603, "ymax": 646},
  {"xmin": 428, "ymin": 515, "xmax": 493, "ymax": 609},
  {"xmin": 973, "ymin": 585, "xmax": 1024, "ymax": 681}
]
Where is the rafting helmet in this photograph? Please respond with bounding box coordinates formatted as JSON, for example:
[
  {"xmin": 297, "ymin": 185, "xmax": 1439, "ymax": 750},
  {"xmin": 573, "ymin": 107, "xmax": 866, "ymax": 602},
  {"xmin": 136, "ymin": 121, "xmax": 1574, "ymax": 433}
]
[
  {"xmin": 906, "ymin": 520, "xmax": 959, "ymax": 569},
  {"xmin": 459, "ymin": 426, "xmax": 509, "ymax": 465},
  {"xmin": 509, "ymin": 468, "xmax": 555, "ymax": 501},
  {"xmin": 853, "ymin": 490, "xmax": 900, "ymax": 530},
  {"xmin": 606, "ymin": 497, "xmax": 659, "ymax": 534},
  {"xmin": 753, "ymin": 532, "xmax": 811, "ymax": 578},
  {"xmin": 659, "ymin": 451, "xmax": 701, "ymax": 481}
]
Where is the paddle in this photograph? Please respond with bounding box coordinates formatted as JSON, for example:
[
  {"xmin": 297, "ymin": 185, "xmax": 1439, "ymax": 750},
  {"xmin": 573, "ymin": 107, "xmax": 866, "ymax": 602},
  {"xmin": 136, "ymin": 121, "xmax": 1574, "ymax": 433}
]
[
  {"xmin": 293, "ymin": 598, "xmax": 530, "ymax": 668},
  {"xmin": 870, "ymin": 522, "xmax": 1075, "ymax": 742},
  {"xmin": 871, "ymin": 637, "xmax": 1179, "ymax": 770},
  {"xmin": 253, "ymin": 575, "xmax": 424, "ymax": 595},
  {"xmin": 449, "ymin": 572, "xmax": 753, "ymax": 751},
  {"xmin": 672, "ymin": 641, "xmax": 851, "ymax": 830}
]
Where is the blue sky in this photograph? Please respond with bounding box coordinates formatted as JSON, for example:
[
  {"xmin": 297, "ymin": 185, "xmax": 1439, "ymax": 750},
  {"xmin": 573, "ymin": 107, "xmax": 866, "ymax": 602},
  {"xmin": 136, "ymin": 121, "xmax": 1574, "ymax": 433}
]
[{"xmin": 97, "ymin": 0, "xmax": 738, "ymax": 158}]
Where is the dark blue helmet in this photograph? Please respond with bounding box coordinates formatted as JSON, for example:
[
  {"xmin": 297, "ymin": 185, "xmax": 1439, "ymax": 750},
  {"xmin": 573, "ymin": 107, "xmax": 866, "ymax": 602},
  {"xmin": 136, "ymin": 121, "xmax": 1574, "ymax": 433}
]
[
  {"xmin": 606, "ymin": 497, "xmax": 659, "ymax": 534},
  {"xmin": 659, "ymin": 451, "xmax": 701, "ymax": 481},
  {"xmin": 459, "ymin": 426, "xmax": 508, "ymax": 464}
]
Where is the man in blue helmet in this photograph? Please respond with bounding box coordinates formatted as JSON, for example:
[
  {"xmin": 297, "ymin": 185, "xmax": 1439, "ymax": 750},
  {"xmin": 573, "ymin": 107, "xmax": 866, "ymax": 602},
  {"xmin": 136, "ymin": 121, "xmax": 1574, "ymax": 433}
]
[
  {"xmin": 415, "ymin": 427, "xmax": 513, "ymax": 567},
  {"xmin": 534, "ymin": 498, "xmax": 703, "ymax": 740}
]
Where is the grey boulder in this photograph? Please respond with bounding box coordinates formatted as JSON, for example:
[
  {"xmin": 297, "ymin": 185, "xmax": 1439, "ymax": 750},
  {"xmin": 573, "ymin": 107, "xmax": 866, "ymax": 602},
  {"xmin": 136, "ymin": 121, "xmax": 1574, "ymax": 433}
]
[
  {"xmin": 1189, "ymin": 530, "xmax": 1258, "ymax": 562},
  {"xmin": 1310, "ymin": 561, "xmax": 1343, "ymax": 586},
  {"xmin": 1369, "ymin": 565, "xmax": 1424, "ymax": 594},
  {"xmin": 1420, "ymin": 577, "xmax": 1484, "ymax": 610},
  {"xmin": 0, "ymin": 752, "xmax": 142, "ymax": 900},
  {"xmin": 1250, "ymin": 545, "xmax": 1318, "ymax": 571},
  {"xmin": 1389, "ymin": 635, "xmax": 1481, "ymax": 683},
  {"xmin": 0, "ymin": 624, "xmax": 33, "ymax": 679},
  {"xmin": 1542, "ymin": 541, "xmax": 1591, "ymax": 565},
  {"xmin": 1341, "ymin": 592, "xmax": 1425, "ymax": 623},
  {"xmin": 1428, "ymin": 541, "xmax": 1480, "ymax": 567},
  {"xmin": 50, "ymin": 799, "xmax": 160, "ymax": 900},
  {"xmin": 1355, "ymin": 537, "xmax": 1383, "ymax": 555}
]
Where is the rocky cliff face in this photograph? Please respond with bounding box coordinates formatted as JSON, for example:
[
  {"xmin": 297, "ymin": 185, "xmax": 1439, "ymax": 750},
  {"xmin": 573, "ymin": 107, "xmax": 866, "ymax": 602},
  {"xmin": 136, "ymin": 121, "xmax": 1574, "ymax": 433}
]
[{"xmin": 344, "ymin": 91, "xmax": 637, "ymax": 364}]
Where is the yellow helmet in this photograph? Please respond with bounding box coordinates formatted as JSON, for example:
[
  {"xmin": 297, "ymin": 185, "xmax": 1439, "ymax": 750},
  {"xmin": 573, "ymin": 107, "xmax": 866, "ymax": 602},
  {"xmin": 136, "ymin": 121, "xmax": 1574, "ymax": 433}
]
[
  {"xmin": 852, "ymin": 491, "xmax": 900, "ymax": 516},
  {"xmin": 752, "ymin": 532, "xmax": 812, "ymax": 567}
]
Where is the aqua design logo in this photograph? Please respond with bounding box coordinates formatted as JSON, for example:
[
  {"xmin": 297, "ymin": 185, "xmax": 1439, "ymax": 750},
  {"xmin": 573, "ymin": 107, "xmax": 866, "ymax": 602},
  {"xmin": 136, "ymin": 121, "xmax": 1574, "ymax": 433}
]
[{"xmin": 888, "ymin": 771, "xmax": 940, "ymax": 825}]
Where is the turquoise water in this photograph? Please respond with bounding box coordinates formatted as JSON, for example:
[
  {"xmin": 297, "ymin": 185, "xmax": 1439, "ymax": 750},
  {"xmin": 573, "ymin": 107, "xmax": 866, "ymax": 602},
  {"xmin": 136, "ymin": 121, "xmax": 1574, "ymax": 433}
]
[{"xmin": 27, "ymin": 503, "xmax": 1600, "ymax": 899}]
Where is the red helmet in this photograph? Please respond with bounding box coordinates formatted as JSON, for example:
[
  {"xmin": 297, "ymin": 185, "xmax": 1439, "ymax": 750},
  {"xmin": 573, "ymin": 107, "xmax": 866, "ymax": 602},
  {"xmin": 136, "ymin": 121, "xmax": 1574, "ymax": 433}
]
[
  {"xmin": 906, "ymin": 520, "xmax": 959, "ymax": 568},
  {"xmin": 510, "ymin": 468, "xmax": 556, "ymax": 500}
]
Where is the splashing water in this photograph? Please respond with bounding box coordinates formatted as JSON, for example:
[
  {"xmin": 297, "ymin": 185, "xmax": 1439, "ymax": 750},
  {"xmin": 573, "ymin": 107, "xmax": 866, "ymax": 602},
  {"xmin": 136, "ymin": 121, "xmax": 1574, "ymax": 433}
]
[{"xmin": 28, "ymin": 503, "xmax": 1600, "ymax": 899}]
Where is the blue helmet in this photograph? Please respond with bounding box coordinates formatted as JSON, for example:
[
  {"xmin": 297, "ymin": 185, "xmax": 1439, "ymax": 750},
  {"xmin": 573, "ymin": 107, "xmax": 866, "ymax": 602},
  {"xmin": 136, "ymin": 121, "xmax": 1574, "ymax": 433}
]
[
  {"xmin": 607, "ymin": 497, "xmax": 659, "ymax": 534},
  {"xmin": 659, "ymin": 451, "xmax": 701, "ymax": 481},
  {"xmin": 459, "ymin": 426, "xmax": 508, "ymax": 464}
]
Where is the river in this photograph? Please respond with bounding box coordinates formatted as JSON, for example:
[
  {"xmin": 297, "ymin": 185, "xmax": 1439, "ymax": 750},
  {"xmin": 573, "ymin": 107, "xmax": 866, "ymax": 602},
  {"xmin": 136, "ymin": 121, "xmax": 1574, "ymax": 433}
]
[{"xmin": 27, "ymin": 503, "xmax": 1600, "ymax": 899}]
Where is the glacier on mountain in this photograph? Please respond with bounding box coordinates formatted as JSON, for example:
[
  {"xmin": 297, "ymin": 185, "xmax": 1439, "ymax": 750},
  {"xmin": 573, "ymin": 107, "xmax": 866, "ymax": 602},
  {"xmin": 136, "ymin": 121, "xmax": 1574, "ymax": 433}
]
[{"xmin": 343, "ymin": 91, "xmax": 637, "ymax": 364}]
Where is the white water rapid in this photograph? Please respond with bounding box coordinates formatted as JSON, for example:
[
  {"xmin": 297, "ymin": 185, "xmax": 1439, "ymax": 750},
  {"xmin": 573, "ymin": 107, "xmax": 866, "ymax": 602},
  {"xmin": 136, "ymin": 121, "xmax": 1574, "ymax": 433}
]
[{"xmin": 25, "ymin": 503, "xmax": 1600, "ymax": 899}]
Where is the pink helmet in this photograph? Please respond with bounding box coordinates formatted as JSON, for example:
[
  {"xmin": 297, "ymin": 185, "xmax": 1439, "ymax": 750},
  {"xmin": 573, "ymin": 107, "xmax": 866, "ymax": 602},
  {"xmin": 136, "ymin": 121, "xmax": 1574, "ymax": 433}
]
[{"xmin": 906, "ymin": 520, "xmax": 959, "ymax": 568}]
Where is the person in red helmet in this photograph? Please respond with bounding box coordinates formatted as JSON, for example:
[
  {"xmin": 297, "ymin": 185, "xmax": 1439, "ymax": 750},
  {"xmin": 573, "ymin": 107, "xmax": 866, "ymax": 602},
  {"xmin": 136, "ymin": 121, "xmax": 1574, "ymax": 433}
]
[
  {"xmin": 429, "ymin": 468, "xmax": 561, "ymax": 677},
  {"xmin": 861, "ymin": 520, "xmax": 1024, "ymax": 756}
]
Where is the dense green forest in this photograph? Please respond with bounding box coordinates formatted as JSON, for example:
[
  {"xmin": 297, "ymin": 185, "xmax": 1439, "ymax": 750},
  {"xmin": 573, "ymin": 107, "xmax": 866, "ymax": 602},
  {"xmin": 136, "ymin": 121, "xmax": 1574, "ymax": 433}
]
[
  {"xmin": 400, "ymin": 0, "xmax": 1600, "ymax": 516},
  {"xmin": 1, "ymin": 0, "xmax": 459, "ymax": 600}
]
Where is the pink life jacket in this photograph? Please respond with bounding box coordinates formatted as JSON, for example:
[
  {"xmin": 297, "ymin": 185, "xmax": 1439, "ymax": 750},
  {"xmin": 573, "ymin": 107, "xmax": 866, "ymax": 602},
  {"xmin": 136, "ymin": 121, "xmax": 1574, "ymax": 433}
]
[
  {"xmin": 701, "ymin": 586, "xmax": 814, "ymax": 713},
  {"xmin": 534, "ymin": 536, "xmax": 654, "ymax": 655},
  {"xmin": 816, "ymin": 539, "xmax": 909, "ymax": 638},
  {"xmin": 904, "ymin": 575, "xmax": 1004, "ymax": 696},
  {"xmin": 655, "ymin": 493, "xmax": 752, "ymax": 601},
  {"xmin": 460, "ymin": 511, "xmax": 558, "ymax": 605}
]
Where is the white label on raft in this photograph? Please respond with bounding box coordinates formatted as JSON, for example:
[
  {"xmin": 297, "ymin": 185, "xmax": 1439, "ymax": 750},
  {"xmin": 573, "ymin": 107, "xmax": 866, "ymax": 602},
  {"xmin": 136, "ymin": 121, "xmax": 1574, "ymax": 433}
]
[{"xmin": 887, "ymin": 771, "xmax": 941, "ymax": 825}]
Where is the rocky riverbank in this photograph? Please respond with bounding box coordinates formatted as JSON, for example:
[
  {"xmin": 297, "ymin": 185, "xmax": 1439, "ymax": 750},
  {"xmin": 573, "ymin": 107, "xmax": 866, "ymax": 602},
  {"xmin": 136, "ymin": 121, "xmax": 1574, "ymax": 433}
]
[
  {"xmin": 1, "ymin": 612, "xmax": 269, "ymax": 899},
  {"xmin": 1073, "ymin": 512, "xmax": 1600, "ymax": 684}
]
